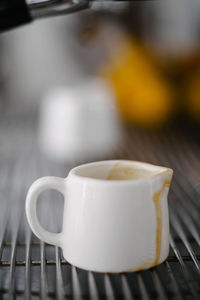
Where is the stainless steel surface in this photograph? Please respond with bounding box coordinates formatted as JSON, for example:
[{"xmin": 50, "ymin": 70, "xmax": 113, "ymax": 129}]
[
  {"xmin": 26, "ymin": 0, "xmax": 127, "ymax": 18},
  {"xmin": 27, "ymin": 0, "xmax": 89, "ymax": 18},
  {"xmin": 0, "ymin": 114, "xmax": 199, "ymax": 299}
]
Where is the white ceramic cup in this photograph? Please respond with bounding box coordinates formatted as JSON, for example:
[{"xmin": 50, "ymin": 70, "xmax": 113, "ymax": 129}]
[
  {"xmin": 39, "ymin": 79, "xmax": 120, "ymax": 162},
  {"xmin": 26, "ymin": 160, "xmax": 173, "ymax": 273}
]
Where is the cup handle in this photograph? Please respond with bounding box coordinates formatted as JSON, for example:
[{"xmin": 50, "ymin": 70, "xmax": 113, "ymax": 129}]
[{"xmin": 25, "ymin": 176, "xmax": 65, "ymax": 247}]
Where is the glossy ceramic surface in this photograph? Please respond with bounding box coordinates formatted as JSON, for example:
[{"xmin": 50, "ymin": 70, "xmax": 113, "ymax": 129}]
[{"xmin": 26, "ymin": 160, "xmax": 173, "ymax": 273}]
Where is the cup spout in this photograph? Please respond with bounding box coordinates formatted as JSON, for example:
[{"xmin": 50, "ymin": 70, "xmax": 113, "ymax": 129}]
[{"xmin": 163, "ymin": 168, "xmax": 173, "ymax": 185}]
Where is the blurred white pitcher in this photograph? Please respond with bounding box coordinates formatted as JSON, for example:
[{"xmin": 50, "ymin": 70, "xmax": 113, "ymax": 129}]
[
  {"xmin": 39, "ymin": 79, "xmax": 121, "ymax": 162},
  {"xmin": 26, "ymin": 160, "xmax": 173, "ymax": 273}
]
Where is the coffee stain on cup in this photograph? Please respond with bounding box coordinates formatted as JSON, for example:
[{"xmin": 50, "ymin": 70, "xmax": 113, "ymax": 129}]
[
  {"xmin": 107, "ymin": 162, "xmax": 137, "ymax": 180},
  {"xmin": 124, "ymin": 259, "xmax": 154, "ymax": 273},
  {"xmin": 107, "ymin": 162, "xmax": 152, "ymax": 180},
  {"xmin": 153, "ymin": 180, "xmax": 171, "ymax": 266},
  {"xmin": 107, "ymin": 162, "xmax": 172, "ymax": 271},
  {"xmin": 126, "ymin": 179, "xmax": 171, "ymax": 272}
]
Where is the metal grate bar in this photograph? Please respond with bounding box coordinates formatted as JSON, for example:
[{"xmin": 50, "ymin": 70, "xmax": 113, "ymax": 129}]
[
  {"xmin": 170, "ymin": 235, "xmax": 200, "ymax": 300},
  {"xmin": 0, "ymin": 209, "xmax": 9, "ymax": 262},
  {"xmin": 25, "ymin": 227, "xmax": 32, "ymax": 300},
  {"xmin": 171, "ymin": 183, "xmax": 200, "ymax": 228},
  {"xmin": 151, "ymin": 269, "xmax": 168, "ymax": 300},
  {"xmin": 177, "ymin": 206, "xmax": 200, "ymax": 246},
  {"xmin": 170, "ymin": 210, "xmax": 200, "ymax": 272},
  {"xmin": 55, "ymin": 247, "xmax": 65, "ymax": 300},
  {"xmin": 1, "ymin": 255, "xmax": 200, "ymax": 267},
  {"xmin": 137, "ymin": 274, "xmax": 151, "ymax": 300},
  {"xmin": 8, "ymin": 218, "xmax": 20, "ymax": 297},
  {"xmin": 164, "ymin": 261, "xmax": 184, "ymax": 300},
  {"xmin": 157, "ymin": 131, "xmax": 200, "ymax": 206},
  {"xmin": 121, "ymin": 274, "xmax": 133, "ymax": 300},
  {"xmin": 40, "ymin": 241, "xmax": 47, "ymax": 299},
  {"xmin": 72, "ymin": 267, "xmax": 82, "ymax": 300},
  {"xmin": 8, "ymin": 144, "xmax": 32, "ymax": 297},
  {"xmin": 88, "ymin": 272, "xmax": 100, "ymax": 300},
  {"xmin": 104, "ymin": 274, "xmax": 115, "ymax": 300}
]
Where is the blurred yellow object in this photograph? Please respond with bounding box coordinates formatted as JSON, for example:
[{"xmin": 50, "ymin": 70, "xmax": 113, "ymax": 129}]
[
  {"xmin": 186, "ymin": 71, "xmax": 200, "ymax": 120},
  {"xmin": 101, "ymin": 39, "xmax": 174, "ymax": 128}
]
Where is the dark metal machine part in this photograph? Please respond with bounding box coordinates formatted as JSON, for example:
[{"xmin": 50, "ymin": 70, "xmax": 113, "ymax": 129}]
[
  {"xmin": 0, "ymin": 0, "xmax": 154, "ymax": 31},
  {"xmin": 0, "ymin": 113, "xmax": 199, "ymax": 299},
  {"xmin": 0, "ymin": 0, "xmax": 88, "ymax": 31}
]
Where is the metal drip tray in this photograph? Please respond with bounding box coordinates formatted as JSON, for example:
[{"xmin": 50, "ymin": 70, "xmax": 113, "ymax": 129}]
[{"xmin": 0, "ymin": 115, "xmax": 199, "ymax": 299}]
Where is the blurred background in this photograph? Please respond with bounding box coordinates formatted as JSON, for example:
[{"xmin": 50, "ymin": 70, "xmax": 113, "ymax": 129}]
[
  {"xmin": 0, "ymin": 0, "xmax": 200, "ymax": 297},
  {"xmin": 1, "ymin": 0, "xmax": 200, "ymax": 131},
  {"xmin": 0, "ymin": 1, "xmax": 200, "ymax": 121}
]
